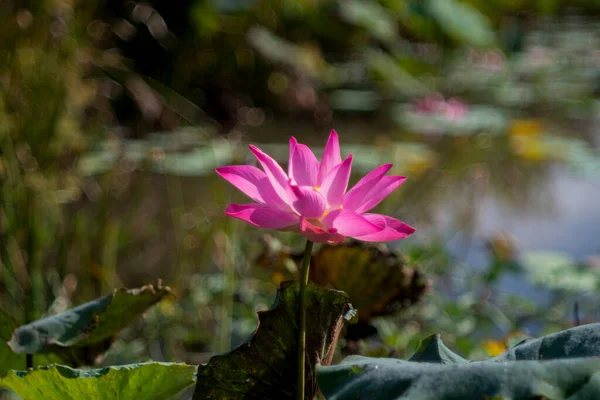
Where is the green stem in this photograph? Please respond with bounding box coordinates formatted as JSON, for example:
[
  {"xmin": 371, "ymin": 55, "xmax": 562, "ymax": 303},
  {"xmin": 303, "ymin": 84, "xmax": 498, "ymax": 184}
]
[{"xmin": 297, "ymin": 239, "xmax": 313, "ymax": 400}]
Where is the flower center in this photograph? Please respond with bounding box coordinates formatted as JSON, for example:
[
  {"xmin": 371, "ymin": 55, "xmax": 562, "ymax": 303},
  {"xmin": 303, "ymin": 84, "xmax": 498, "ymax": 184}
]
[{"xmin": 319, "ymin": 205, "xmax": 342, "ymax": 220}]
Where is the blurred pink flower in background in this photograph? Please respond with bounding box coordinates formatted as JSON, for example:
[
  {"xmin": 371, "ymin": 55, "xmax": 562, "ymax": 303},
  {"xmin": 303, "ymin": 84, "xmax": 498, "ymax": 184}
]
[
  {"xmin": 414, "ymin": 94, "xmax": 468, "ymax": 122},
  {"xmin": 216, "ymin": 131, "xmax": 415, "ymax": 243}
]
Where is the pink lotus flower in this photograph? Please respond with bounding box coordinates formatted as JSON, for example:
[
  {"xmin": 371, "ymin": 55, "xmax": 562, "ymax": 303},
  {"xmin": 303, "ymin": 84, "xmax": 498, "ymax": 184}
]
[
  {"xmin": 216, "ymin": 131, "xmax": 415, "ymax": 243},
  {"xmin": 414, "ymin": 94, "xmax": 468, "ymax": 122}
]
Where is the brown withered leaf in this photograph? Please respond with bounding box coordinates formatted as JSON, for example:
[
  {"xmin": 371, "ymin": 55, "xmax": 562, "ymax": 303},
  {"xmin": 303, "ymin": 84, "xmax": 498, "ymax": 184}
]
[{"xmin": 256, "ymin": 238, "xmax": 428, "ymax": 340}]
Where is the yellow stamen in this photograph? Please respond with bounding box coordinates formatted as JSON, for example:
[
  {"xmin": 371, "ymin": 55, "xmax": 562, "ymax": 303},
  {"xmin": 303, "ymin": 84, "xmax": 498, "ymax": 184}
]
[{"xmin": 313, "ymin": 186, "xmax": 320, "ymax": 192}]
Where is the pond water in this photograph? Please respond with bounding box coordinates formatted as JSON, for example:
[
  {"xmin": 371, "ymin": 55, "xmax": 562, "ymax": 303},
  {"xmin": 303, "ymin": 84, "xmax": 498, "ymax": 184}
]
[
  {"xmin": 88, "ymin": 113, "xmax": 600, "ymax": 338},
  {"xmin": 449, "ymin": 169, "xmax": 600, "ymax": 301}
]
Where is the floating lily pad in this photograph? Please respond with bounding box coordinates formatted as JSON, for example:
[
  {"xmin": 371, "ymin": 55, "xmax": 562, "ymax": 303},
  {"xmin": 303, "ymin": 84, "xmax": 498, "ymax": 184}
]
[
  {"xmin": 192, "ymin": 281, "xmax": 354, "ymax": 400},
  {"xmin": 79, "ymin": 129, "xmax": 232, "ymax": 177},
  {"xmin": 151, "ymin": 139, "xmax": 236, "ymax": 176},
  {"xmin": 0, "ymin": 362, "xmax": 196, "ymax": 400},
  {"xmin": 392, "ymin": 103, "xmax": 507, "ymax": 136},
  {"xmin": 520, "ymin": 251, "xmax": 600, "ymax": 293}
]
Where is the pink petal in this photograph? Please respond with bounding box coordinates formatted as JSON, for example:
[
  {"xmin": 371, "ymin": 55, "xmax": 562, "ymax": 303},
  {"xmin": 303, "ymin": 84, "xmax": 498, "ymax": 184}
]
[
  {"xmin": 288, "ymin": 137, "xmax": 297, "ymax": 179},
  {"xmin": 249, "ymin": 145, "xmax": 292, "ymax": 204},
  {"xmin": 343, "ymin": 164, "xmax": 392, "ymax": 211},
  {"xmin": 256, "ymin": 178, "xmax": 290, "ymax": 210},
  {"xmin": 320, "ymin": 155, "xmax": 353, "ymax": 208},
  {"xmin": 291, "ymin": 185, "xmax": 327, "ymax": 219},
  {"xmin": 299, "ymin": 218, "xmax": 345, "ymax": 244},
  {"xmin": 354, "ymin": 176, "xmax": 406, "ymax": 214},
  {"xmin": 225, "ymin": 203, "xmax": 298, "ymax": 229},
  {"xmin": 317, "ymin": 130, "xmax": 342, "ymax": 185},
  {"xmin": 216, "ymin": 165, "xmax": 267, "ymax": 203},
  {"xmin": 354, "ymin": 213, "xmax": 415, "ymax": 242},
  {"xmin": 322, "ymin": 209, "xmax": 382, "ymax": 237},
  {"xmin": 289, "ymin": 139, "xmax": 320, "ymax": 186}
]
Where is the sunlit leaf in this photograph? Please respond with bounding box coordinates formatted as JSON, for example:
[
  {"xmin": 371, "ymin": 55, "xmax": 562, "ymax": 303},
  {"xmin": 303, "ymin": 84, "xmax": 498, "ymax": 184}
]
[
  {"xmin": 192, "ymin": 281, "xmax": 354, "ymax": 400},
  {"xmin": 0, "ymin": 362, "xmax": 196, "ymax": 400}
]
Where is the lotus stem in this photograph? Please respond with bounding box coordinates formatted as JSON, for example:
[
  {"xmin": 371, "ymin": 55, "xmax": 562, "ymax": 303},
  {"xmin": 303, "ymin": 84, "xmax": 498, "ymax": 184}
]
[{"xmin": 297, "ymin": 239, "xmax": 313, "ymax": 400}]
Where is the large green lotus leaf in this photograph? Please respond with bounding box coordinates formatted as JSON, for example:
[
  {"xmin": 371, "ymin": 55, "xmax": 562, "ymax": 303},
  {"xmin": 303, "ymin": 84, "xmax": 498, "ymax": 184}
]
[
  {"xmin": 8, "ymin": 283, "xmax": 172, "ymax": 365},
  {"xmin": 317, "ymin": 355, "xmax": 600, "ymax": 399},
  {"xmin": 193, "ymin": 281, "xmax": 354, "ymax": 400},
  {"xmin": 0, "ymin": 309, "xmax": 26, "ymax": 376},
  {"xmin": 0, "ymin": 362, "xmax": 196, "ymax": 400},
  {"xmin": 494, "ymin": 323, "xmax": 600, "ymax": 361},
  {"xmin": 408, "ymin": 334, "xmax": 467, "ymax": 364}
]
